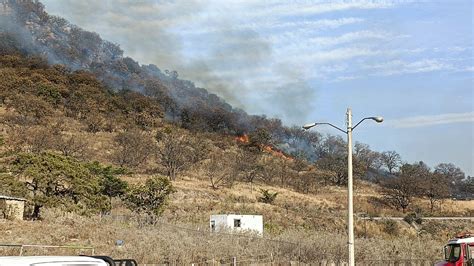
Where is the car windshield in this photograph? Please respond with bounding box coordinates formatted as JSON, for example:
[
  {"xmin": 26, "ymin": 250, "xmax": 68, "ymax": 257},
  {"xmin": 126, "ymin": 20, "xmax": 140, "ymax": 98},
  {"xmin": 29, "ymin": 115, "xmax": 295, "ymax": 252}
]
[{"xmin": 445, "ymin": 244, "xmax": 461, "ymax": 262}]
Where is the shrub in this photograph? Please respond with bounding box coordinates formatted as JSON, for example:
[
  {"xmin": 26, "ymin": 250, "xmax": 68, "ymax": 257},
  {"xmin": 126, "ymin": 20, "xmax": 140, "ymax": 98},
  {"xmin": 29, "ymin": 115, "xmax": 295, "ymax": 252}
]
[
  {"xmin": 403, "ymin": 213, "xmax": 415, "ymax": 224},
  {"xmin": 124, "ymin": 176, "xmax": 175, "ymax": 221},
  {"xmin": 403, "ymin": 212, "xmax": 423, "ymax": 225},
  {"xmin": 382, "ymin": 219, "xmax": 399, "ymax": 235},
  {"xmin": 36, "ymin": 83, "xmax": 62, "ymax": 106},
  {"xmin": 258, "ymin": 189, "xmax": 278, "ymax": 204}
]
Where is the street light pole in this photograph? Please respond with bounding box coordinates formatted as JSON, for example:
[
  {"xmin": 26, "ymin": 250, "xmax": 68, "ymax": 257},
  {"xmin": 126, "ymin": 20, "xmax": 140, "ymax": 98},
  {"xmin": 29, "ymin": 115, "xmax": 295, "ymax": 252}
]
[
  {"xmin": 346, "ymin": 108, "xmax": 355, "ymax": 266},
  {"xmin": 303, "ymin": 108, "xmax": 383, "ymax": 266}
]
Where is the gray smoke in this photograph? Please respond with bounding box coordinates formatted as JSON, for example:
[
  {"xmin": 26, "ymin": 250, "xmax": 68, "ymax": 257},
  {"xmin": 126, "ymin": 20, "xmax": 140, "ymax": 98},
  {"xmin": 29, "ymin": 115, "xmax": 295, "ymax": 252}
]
[{"xmin": 40, "ymin": 0, "xmax": 317, "ymax": 125}]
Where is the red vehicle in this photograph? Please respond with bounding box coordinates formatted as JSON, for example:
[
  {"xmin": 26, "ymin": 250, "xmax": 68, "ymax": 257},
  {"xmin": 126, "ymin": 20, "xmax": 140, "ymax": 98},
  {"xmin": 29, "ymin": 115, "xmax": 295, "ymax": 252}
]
[{"xmin": 436, "ymin": 232, "xmax": 474, "ymax": 266}]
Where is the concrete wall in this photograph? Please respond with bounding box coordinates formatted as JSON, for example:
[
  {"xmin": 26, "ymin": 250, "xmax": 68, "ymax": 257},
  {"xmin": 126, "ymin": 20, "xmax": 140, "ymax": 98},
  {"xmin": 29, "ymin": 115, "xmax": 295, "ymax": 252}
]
[
  {"xmin": 0, "ymin": 199, "xmax": 25, "ymax": 220},
  {"xmin": 210, "ymin": 214, "xmax": 263, "ymax": 235},
  {"xmin": 210, "ymin": 214, "xmax": 228, "ymax": 232}
]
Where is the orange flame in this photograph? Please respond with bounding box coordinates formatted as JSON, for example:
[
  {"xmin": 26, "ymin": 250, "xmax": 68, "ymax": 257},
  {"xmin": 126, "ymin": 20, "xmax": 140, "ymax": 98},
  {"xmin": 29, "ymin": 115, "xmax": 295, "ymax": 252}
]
[
  {"xmin": 235, "ymin": 134, "xmax": 249, "ymax": 143},
  {"xmin": 235, "ymin": 134, "xmax": 293, "ymax": 161},
  {"xmin": 263, "ymin": 145, "xmax": 294, "ymax": 161}
]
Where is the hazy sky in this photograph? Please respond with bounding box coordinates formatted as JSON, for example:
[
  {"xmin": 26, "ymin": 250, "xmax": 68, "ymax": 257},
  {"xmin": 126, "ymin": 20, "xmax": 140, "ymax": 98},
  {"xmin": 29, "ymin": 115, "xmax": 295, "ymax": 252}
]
[{"xmin": 41, "ymin": 0, "xmax": 473, "ymax": 175}]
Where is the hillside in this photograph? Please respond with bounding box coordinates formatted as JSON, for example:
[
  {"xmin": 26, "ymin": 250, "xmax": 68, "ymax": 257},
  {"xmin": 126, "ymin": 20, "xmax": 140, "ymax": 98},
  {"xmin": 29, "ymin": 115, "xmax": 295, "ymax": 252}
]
[
  {"xmin": 0, "ymin": 0, "xmax": 473, "ymax": 264},
  {"xmin": 0, "ymin": 51, "xmax": 473, "ymax": 263},
  {"xmin": 0, "ymin": 0, "xmax": 325, "ymax": 161}
]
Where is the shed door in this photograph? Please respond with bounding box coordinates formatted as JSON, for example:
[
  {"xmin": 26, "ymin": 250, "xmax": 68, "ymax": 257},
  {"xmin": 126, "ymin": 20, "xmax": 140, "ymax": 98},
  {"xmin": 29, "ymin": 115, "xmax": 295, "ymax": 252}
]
[{"xmin": 211, "ymin": 220, "xmax": 216, "ymax": 232}]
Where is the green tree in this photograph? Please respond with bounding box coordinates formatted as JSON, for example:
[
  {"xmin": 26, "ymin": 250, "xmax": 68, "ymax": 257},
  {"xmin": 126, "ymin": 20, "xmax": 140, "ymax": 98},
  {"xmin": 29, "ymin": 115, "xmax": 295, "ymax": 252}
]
[
  {"xmin": 86, "ymin": 162, "xmax": 128, "ymax": 207},
  {"xmin": 0, "ymin": 136, "xmax": 28, "ymax": 197},
  {"xmin": 11, "ymin": 152, "xmax": 108, "ymax": 219},
  {"xmin": 100, "ymin": 173, "xmax": 128, "ymax": 201},
  {"xmin": 0, "ymin": 173, "xmax": 28, "ymax": 198},
  {"xmin": 124, "ymin": 176, "xmax": 175, "ymax": 220}
]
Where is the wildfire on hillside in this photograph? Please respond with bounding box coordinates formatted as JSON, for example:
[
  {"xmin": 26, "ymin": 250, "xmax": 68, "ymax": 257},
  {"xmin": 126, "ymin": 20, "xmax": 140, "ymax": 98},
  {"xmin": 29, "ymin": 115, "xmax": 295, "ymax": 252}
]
[
  {"xmin": 235, "ymin": 134, "xmax": 249, "ymax": 143},
  {"xmin": 263, "ymin": 145, "xmax": 294, "ymax": 161},
  {"xmin": 235, "ymin": 134, "xmax": 293, "ymax": 161}
]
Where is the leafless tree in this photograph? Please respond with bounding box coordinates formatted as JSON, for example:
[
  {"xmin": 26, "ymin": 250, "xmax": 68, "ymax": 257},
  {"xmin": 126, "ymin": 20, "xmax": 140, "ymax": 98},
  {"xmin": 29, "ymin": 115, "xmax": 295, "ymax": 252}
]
[
  {"xmin": 55, "ymin": 134, "xmax": 89, "ymax": 159},
  {"xmin": 291, "ymin": 151, "xmax": 310, "ymax": 173},
  {"xmin": 205, "ymin": 151, "xmax": 237, "ymax": 190},
  {"xmin": 381, "ymin": 151, "xmax": 402, "ymax": 174},
  {"xmin": 434, "ymin": 163, "xmax": 465, "ymax": 194},
  {"xmin": 236, "ymin": 150, "xmax": 263, "ymax": 192},
  {"xmin": 10, "ymin": 125, "xmax": 60, "ymax": 153},
  {"xmin": 113, "ymin": 128, "xmax": 154, "ymax": 168},
  {"xmin": 261, "ymin": 156, "xmax": 291, "ymax": 186},
  {"xmin": 382, "ymin": 162, "xmax": 426, "ymax": 212},
  {"xmin": 421, "ymin": 172, "xmax": 450, "ymax": 212},
  {"xmin": 354, "ymin": 142, "xmax": 383, "ymax": 170},
  {"xmin": 315, "ymin": 135, "xmax": 346, "ymax": 159},
  {"xmin": 295, "ymin": 171, "xmax": 318, "ymax": 194},
  {"xmin": 156, "ymin": 130, "xmax": 194, "ymax": 180},
  {"xmin": 316, "ymin": 155, "xmax": 365, "ymax": 186}
]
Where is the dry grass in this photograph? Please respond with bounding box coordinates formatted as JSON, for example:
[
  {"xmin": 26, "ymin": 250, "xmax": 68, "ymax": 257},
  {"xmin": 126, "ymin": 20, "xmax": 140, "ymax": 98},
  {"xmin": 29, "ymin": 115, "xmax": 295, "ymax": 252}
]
[
  {"xmin": 117, "ymin": 174, "xmax": 473, "ymax": 233},
  {"xmin": 0, "ymin": 209, "xmax": 464, "ymax": 264},
  {"xmin": 1, "ymin": 164, "xmax": 472, "ymax": 263}
]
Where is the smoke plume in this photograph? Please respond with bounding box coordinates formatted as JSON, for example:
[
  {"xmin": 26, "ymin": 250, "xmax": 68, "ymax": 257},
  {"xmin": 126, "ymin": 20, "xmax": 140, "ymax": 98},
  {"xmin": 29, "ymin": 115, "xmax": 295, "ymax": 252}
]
[{"xmin": 39, "ymin": 0, "xmax": 317, "ymax": 125}]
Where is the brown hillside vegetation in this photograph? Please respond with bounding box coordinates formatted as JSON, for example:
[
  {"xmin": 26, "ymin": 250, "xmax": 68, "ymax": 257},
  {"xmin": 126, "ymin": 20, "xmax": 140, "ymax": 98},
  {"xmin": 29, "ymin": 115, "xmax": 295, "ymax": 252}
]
[
  {"xmin": 0, "ymin": 54, "xmax": 473, "ymax": 263},
  {"xmin": 1, "ymin": 209, "xmax": 471, "ymax": 264}
]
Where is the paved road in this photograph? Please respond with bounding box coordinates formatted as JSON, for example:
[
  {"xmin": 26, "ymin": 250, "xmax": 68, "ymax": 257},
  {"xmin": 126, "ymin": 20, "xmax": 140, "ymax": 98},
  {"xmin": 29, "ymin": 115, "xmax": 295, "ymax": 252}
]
[{"xmin": 359, "ymin": 216, "xmax": 474, "ymax": 220}]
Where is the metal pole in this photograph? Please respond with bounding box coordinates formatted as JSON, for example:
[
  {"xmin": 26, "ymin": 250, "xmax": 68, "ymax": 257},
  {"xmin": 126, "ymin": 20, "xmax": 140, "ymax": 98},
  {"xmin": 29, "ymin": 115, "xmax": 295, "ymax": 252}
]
[
  {"xmin": 303, "ymin": 109, "xmax": 383, "ymax": 265},
  {"xmin": 346, "ymin": 108, "xmax": 355, "ymax": 266}
]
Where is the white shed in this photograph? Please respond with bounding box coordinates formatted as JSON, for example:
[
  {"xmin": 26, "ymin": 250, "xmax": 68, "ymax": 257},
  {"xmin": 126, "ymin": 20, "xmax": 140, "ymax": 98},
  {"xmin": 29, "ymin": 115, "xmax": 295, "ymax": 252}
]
[{"xmin": 210, "ymin": 214, "xmax": 263, "ymax": 235}]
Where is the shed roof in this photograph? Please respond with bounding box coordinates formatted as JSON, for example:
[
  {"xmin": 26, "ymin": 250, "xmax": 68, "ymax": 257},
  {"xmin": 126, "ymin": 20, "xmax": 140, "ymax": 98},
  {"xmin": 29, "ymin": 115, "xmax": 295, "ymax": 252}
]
[
  {"xmin": 0, "ymin": 195, "xmax": 26, "ymax": 201},
  {"xmin": 211, "ymin": 214, "xmax": 262, "ymax": 217}
]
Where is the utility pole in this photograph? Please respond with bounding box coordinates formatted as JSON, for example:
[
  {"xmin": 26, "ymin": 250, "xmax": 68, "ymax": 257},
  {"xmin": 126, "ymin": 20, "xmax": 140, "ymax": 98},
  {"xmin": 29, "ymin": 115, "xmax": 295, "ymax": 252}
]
[
  {"xmin": 303, "ymin": 108, "xmax": 383, "ymax": 266},
  {"xmin": 346, "ymin": 108, "xmax": 355, "ymax": 266}
]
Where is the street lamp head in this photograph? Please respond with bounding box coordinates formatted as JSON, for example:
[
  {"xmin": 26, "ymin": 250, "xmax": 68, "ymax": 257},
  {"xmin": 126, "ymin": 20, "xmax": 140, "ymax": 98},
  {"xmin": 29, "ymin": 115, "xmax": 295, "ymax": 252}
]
[
  {"xmin": 364, "ymin": 116, "xmax": 383, "ymax": 123},
  {"xmin": 372, "ymin": 116, "xmax": 384, "ymax": 123},
  {"xmin": 302, "ymin": 123, "xmax": 317, "ymax": 130}
]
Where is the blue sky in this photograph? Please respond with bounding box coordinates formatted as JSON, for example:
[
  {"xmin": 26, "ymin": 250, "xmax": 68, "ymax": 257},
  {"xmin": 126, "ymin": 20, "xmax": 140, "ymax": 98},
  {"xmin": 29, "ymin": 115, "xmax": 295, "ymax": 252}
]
[{"xmin": 41, "ymin": 0, "xmax": 473, "ymax": 175}]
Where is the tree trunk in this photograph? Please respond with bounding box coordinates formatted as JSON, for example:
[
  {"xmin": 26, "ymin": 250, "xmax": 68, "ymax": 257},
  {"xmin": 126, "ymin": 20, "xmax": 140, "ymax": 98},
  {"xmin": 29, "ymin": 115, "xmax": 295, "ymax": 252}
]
[
  {"xmin": 32, "ymin": 204, "xmax": 42, "ymax": 220},
  {"xmin": 168, "ymin": 168, "xmax": 176, "ymax": 180}
]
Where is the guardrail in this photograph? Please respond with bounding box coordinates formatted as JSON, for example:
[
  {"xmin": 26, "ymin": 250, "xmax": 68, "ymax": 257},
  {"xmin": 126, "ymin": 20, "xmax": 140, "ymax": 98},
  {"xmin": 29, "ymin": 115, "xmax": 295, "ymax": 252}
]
[
  {"xmin": 359, "ymin": 216, "xmax": 474, "ymax": 220},
  {"xmin": 0, "ymin": 243, "xmax": 95, "ymax": 256}
]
